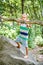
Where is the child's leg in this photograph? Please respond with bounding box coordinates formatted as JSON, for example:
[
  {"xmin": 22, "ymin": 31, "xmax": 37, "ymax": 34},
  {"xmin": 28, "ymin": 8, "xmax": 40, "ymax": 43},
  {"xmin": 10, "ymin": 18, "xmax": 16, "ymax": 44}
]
[
  {"xmin": 16, "ymin": 42, "xmax": 21, "ymax": 48},
  {"xmin": 24, "ymin": 47, "xmax": 28, "ymax": 58},
  {"xmin": 26, "ymin": 47, "xmax": 28, "ymax": 56},
  {"xmin": 22, "ymin": 40, "xmax": 28, "ymax": 58},
  {"xmin": 15, "ymin": 35, "xmax": 21, "ymax": 48}
]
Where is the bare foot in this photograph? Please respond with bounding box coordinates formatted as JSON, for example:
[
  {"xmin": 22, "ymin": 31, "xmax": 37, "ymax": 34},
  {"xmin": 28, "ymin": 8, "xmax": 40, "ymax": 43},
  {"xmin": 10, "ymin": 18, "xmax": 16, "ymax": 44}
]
[{"xmin": 24, "ymin": 55, "xmax": 28, "ymax": 58}]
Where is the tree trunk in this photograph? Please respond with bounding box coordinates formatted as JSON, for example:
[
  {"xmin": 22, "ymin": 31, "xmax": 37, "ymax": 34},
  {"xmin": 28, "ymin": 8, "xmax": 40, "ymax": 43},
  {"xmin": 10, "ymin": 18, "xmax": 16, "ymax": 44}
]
[{"xmin": 21, "ymin": 0, "xmax": 24, "ymax": 14}]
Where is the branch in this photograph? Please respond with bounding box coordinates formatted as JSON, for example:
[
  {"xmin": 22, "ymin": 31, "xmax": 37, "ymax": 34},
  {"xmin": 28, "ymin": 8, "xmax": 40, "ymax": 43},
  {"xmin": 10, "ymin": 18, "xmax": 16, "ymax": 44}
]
[
  {"xmin": 0, "ymin": 15, "xmax": 18, "ymax": 22},
  {"xmin": 25, "ymin": 20, "xmax": 43, "ymax": 26},
  {"xmin": 0, "ymin": 15, "xmax": 43, "ymax": 26}
]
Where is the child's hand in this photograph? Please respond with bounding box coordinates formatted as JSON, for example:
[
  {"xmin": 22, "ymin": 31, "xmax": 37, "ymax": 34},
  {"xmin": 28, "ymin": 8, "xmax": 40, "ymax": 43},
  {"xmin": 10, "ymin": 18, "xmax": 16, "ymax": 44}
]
[
  {"xmin": 27, "ymin": 24, "xmax": 29, "ymax": 27},
  {"xmin": 27, "ymin": 24, "xmax": 32, "ymax": 28},
  {"xmin": 29, "ymin": 24, "xmax": 32, "ymax": 27},
  {"xmin": 26, "ymin": 20, "xmax": 32, "ymax": 28}
]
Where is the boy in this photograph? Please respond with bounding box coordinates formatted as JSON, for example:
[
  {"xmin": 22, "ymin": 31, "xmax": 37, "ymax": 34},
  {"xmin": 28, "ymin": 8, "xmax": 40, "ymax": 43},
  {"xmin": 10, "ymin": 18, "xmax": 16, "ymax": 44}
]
[{"xmin": 15, "ymin": 13, "xmax": 31, "ymax": 58}]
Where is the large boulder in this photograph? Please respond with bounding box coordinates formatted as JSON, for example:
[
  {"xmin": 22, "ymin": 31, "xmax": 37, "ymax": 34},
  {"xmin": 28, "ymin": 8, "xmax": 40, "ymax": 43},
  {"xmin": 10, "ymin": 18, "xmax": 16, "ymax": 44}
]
[{"xmin": 0, "ymin": 36, "xmax": 39, "ymax": 65}]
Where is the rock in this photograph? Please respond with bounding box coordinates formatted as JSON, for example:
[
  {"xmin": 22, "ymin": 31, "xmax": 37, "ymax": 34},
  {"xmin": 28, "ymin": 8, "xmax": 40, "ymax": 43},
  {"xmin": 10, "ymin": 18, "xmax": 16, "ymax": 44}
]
[
  {"xmin": 0, "ymin": 35, "xmax": 41, "ymax": 65},
  {"xmin": 36, "ymin": 55, "xmax": 43, "ymax": 62}
]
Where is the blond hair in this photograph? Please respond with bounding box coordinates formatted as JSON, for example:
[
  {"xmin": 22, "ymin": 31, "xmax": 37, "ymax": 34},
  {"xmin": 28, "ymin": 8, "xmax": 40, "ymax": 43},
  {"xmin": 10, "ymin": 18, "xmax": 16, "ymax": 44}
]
[{"xmin": 22, "ymin": 13, "xmax": 27, "ymax": 17}]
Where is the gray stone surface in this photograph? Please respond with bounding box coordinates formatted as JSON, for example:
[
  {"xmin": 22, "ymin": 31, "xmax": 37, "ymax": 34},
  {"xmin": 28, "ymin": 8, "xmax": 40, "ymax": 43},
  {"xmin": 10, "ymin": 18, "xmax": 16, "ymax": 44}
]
[{"xmin": 0, "ymin": 36, "xmax": 42, "ymax": 65}]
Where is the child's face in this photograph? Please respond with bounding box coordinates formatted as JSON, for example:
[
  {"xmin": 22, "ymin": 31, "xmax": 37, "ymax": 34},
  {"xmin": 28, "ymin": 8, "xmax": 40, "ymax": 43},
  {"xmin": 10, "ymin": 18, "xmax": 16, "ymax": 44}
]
[{"xmin": 22, "ymin": 14, "xmax": 27, "ymax": 20}]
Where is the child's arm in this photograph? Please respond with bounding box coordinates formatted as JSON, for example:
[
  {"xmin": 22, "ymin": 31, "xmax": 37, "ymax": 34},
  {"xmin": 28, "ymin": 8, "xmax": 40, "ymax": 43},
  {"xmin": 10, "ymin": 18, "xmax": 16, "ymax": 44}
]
[
  {"xmin": 26, "ymin": 20, "xmax": 32, "ymax": 28},
  {"xmin": 17, "ymin": 18, "xmax": 22, "ymax": 25}
]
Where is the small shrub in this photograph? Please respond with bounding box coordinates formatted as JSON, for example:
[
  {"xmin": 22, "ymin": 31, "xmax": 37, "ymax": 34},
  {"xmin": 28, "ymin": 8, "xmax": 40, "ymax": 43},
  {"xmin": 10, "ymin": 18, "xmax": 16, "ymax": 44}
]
[{"xmin": 35, "ymin": 36, "xmax": 43, "ymax": 47}]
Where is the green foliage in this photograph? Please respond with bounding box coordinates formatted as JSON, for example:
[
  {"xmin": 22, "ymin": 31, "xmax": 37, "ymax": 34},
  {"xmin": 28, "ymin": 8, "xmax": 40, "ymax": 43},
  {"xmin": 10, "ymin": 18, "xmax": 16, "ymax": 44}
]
[
  {"xmin": 35, "ymin": 36, "xmax": 43, "ymax": 47},
  {"xmin": 0, "ymin": 22, "xmax": 19, "ymax": 39},
  {"xmin": 0, "ymin": 0, "xmax": 43, "ymax": 19},
  {"xmin": 0, "ymin": 0, "xmax": 43, "ymax": 48}
]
